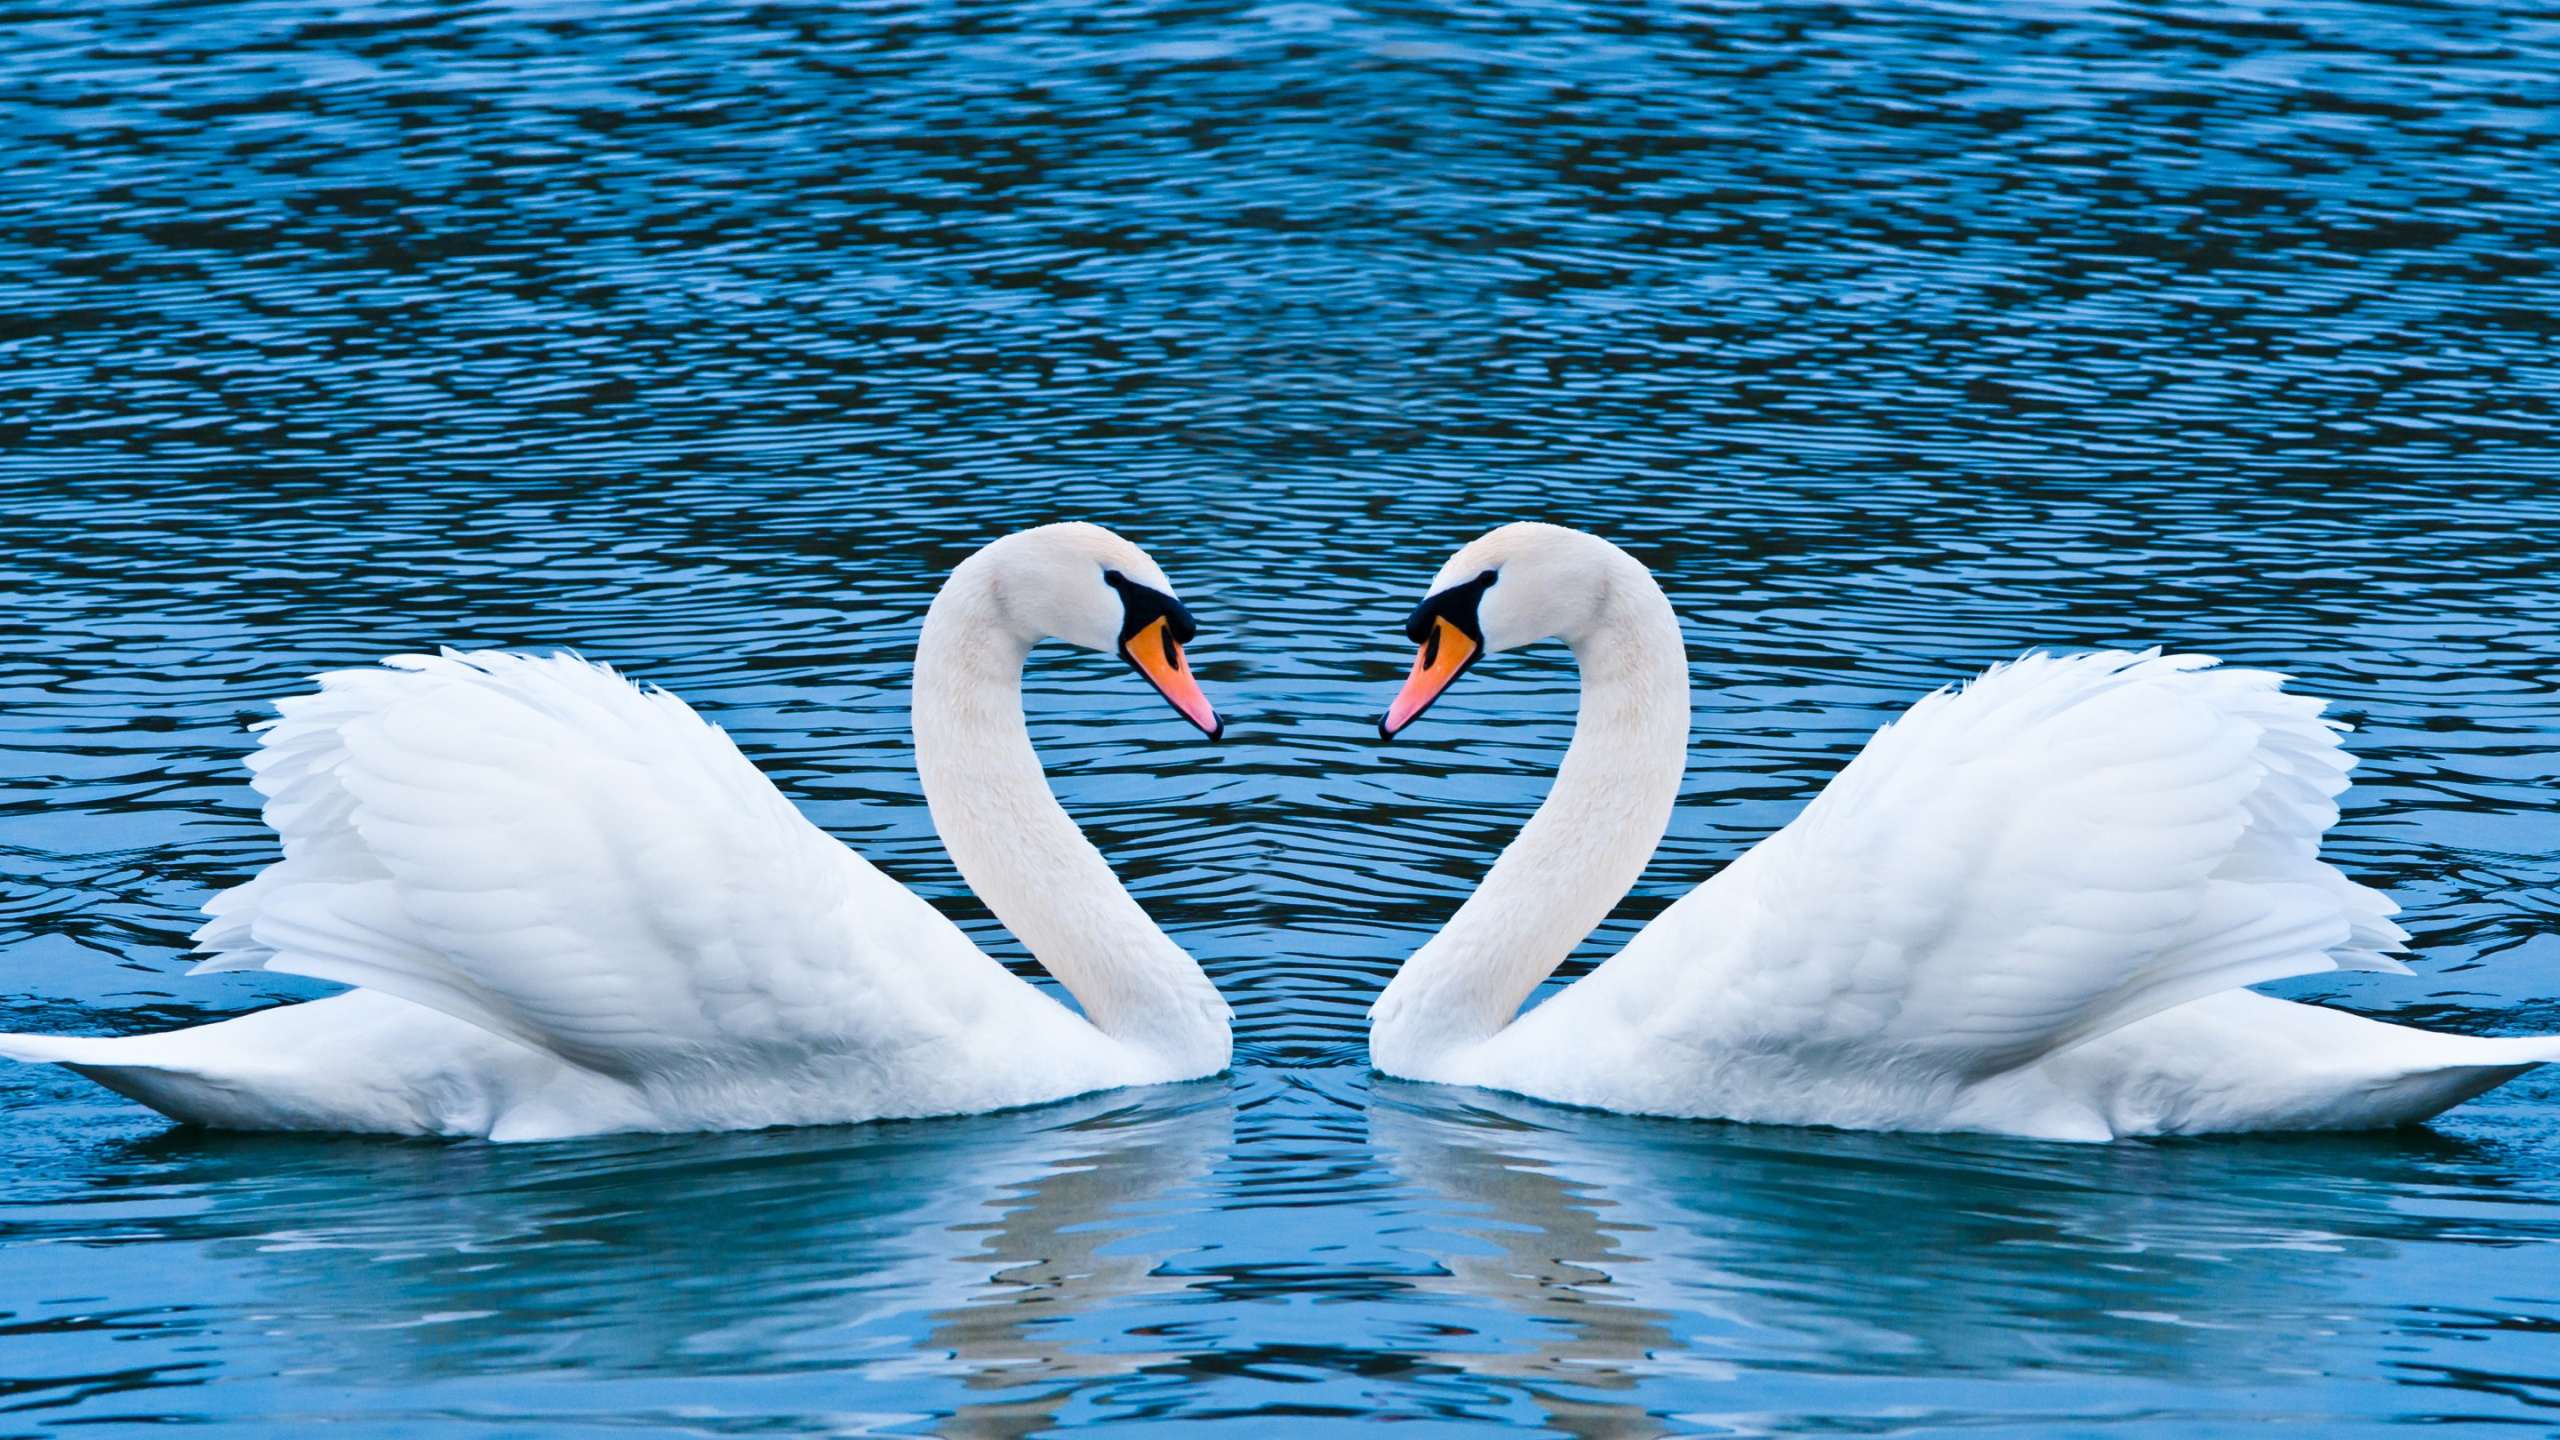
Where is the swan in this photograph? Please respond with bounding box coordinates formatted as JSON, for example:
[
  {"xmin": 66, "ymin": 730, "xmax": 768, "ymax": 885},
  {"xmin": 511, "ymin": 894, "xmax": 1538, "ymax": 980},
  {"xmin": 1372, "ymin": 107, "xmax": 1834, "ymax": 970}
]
[
  {"xmin": 1369, "ymin": 522, "xmax": 2560, "ymax": 1140},
  {"xmin": 0, "ymin": 523, "xmax": 1233, "ymax": 1140}
]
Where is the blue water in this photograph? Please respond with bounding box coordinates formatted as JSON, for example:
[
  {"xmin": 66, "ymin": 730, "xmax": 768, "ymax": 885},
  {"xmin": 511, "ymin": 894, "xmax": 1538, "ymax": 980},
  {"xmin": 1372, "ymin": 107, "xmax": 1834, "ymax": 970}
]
[{"xmin": 5, "ymin": 0, "xmax": 2560, "ymax": 1433}]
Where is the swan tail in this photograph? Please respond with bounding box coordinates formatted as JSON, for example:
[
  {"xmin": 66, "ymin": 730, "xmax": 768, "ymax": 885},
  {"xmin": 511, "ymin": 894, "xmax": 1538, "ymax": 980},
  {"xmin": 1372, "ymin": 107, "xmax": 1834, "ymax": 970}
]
[
  {"xmin": 2397, "ymin": 1036, "xmax": 2560, "ymax": 1125},
  {"xmin": 0, "ymin": 992, "xmax": 621, "ymax": 1137},
  {"xmin": 2032, "ymin": 991, "xmax": 2560, "ymax": 1136},
  {"xmin": 2229, "ymin": 1037, "xmax": 2560, "ymax": 1132},
  {"xmin": 0, "ymin": 1029, "xmax": 150, "ymax": 1068},
  {"xmin": 2366, "ymin": 1026, "xmax": 2560, "ymax": 1119},
  {"xmin": 0, "ymin": 1023, "xmax": 320, "ymax": 1131}
]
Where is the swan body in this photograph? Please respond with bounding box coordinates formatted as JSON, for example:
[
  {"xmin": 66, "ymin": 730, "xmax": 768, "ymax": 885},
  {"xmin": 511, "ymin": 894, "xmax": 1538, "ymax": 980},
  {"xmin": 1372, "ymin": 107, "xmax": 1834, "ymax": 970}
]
[
  {"xmin": 0, "ymin": 524, "xmax": 1232, "ymax": 1140},
  {"xmin": 1371, "ymin": 523, "xmax": 2560, "ymax": 1141}
]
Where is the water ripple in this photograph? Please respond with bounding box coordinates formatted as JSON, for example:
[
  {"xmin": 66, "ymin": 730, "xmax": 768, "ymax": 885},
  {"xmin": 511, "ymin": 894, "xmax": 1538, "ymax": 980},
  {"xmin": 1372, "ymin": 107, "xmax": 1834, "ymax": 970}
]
[{"xmin": 4, "ymin": 0, "xmax": 2559, "ymax": 1433}]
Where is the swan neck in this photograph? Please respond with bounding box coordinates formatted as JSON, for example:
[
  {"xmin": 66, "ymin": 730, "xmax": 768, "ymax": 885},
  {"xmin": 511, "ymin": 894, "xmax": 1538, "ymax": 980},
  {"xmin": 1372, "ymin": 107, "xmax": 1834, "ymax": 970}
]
[
  {"xmin": 1370, "ymin": 567, "xmax": 1689, "ymax": 1076},
  {"xmin": 910, "ymin": 568, "xmax": 1229, "ymax": 1074}
]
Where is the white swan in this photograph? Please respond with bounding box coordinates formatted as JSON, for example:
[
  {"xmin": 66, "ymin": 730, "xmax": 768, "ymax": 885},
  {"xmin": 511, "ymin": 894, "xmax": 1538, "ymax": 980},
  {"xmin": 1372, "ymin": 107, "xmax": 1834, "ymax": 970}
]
[
  {"xmin": 1370, "ymin": 522, "xmax": 2560, "ymax": 1140},
  {"xmin": 0, "ymin": 523, "xmax": 1233, "ymax": 1140}
]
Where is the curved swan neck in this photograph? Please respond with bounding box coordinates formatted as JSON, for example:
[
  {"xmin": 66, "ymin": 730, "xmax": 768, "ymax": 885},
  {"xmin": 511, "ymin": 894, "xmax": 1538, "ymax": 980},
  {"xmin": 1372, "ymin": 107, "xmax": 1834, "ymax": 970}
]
[
  {"xmin": 910, "ymin": 562, "xmax": 1229, "ymax": 1074},
  {"xmin": 1370, "ymin": 552, "xmax": 1690, "ymax": 1076}
]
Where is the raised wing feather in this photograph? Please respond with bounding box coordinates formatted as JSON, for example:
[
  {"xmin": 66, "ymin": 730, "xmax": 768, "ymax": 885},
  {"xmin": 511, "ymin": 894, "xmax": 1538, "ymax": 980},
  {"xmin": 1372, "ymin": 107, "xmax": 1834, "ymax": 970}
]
[
  {"xmin": 194, "ymin": 650, "xmax": 1016, "ymax": 1081},
  {"xmin": 1601, "ymin": 651, "xmax": 2405, "ymax": 1081}
]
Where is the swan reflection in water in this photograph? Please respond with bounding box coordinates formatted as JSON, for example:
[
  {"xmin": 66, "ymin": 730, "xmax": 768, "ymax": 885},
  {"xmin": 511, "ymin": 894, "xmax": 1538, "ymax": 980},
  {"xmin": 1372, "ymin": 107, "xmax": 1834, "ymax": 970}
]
[
  {"xmin": 44, "ymin": 1086, "xmax": 1226, "ymax": 1435},
  {"xmin": 38, "ymin": 1073, "xmax": 2535, "ymax": 1434},
  {"xmin": 1371, "ymin": 1079, "xmax": 2533, "ymax": 1435},
  {"xmin": 908, "ymin": 1096, "xmax": 1227, "ymax": 1438},
  {"xmin": 1369, "ymin": 1089, "xmax": 1699, "ymax": 1440}
]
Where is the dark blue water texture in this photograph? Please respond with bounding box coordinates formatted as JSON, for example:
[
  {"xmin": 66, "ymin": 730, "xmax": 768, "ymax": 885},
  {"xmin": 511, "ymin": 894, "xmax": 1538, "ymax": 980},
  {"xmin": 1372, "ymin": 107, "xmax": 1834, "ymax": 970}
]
[{"xmin": 3, "ymin": 0, "xmax": 2559, "ymax": 1434}]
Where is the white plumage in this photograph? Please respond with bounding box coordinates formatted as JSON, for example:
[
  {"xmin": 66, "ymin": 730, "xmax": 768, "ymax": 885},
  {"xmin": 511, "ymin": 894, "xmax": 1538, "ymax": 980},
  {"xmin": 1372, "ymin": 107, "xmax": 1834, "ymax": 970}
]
[
  {"xmin": 1372, "ymin": 523, "xmax": 2560, "ymax": 1140},
  {"xmin": 0, "ymin": 525, "xmax": 1231, "ymax": 1140}
]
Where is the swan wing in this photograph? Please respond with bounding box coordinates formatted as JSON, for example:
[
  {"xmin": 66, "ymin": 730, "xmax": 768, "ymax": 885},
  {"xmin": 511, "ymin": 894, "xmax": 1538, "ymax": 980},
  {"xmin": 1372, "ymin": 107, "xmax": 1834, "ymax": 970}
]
[
  {"xmin": 192, "ymin": 650, "xmax": 1034, "ymax": 1081},
  {"xmin": 1593, "ymin": 650, "xmax": 2405, "ymax": 1081}
]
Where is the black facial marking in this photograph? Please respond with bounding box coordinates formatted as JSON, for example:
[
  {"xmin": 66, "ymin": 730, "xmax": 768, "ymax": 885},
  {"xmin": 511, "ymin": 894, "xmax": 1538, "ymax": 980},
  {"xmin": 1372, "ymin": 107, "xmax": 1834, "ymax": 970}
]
[
  {"xmin": 1103, "ymin": 570, "xmax": 1198, "ymax": 649},
  {"xmin": 1403, "ymin": 569, "xmax": 1498, "ymax": 646},
  {"xmin": 1379, "ymin": 568, "xmax": 1498, "ymax": 741}
]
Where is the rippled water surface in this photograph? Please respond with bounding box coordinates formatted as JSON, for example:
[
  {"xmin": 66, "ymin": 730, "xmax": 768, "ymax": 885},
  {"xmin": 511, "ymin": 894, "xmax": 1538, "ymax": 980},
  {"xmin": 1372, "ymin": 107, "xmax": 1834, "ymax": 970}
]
[{"xmin": 6, "ymin": 0, "xmax": 2560, "ymax": 1433}]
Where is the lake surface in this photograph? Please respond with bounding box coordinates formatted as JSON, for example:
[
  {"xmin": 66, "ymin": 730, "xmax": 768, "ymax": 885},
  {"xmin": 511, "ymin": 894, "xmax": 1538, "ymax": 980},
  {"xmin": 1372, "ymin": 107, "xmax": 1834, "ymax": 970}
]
[{"xmin": 4, "ymin": 0, "xmax": 2560, "ymax": 1434}]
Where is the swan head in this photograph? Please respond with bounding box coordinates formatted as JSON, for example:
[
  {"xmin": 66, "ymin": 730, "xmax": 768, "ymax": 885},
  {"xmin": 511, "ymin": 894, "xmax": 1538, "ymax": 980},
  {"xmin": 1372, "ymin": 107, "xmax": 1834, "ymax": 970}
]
[
  {"xmin": 1380, "ymin": 522, "xmax": 1637, "ymax": 739},
  {"xmin": 967, "ymin": 522, "xmax": 1223, "ymax": 738}
]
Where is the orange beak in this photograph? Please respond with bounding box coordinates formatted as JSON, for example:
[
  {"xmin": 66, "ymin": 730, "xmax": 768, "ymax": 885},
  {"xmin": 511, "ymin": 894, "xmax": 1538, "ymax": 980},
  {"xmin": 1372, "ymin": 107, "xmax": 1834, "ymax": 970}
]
[
  {"xmin": 1122, "ymin": 616, "xmax": 1222, "ymax": 739},
  {"xmin": 1380, "ymin": 615, "xmax": 1481, "ymax": 739}
]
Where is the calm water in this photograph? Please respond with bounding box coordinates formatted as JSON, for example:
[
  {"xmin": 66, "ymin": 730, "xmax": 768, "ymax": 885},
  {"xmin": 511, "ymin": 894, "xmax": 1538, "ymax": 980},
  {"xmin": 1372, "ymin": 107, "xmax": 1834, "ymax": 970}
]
[{"xmin": 5, "ymin": 0, "xmax": 2560, "ymax": 1434}]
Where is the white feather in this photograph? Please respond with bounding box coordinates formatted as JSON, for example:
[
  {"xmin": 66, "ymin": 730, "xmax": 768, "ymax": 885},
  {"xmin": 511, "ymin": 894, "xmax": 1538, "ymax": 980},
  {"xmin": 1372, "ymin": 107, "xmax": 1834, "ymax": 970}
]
[
  {"xmin": 1, "ymin": 525, "xmax": 1230, "ymax": 1138},
  {"xmin": 1375, "ymin": 525, "xmax": 2557, "ymax": 1139}
]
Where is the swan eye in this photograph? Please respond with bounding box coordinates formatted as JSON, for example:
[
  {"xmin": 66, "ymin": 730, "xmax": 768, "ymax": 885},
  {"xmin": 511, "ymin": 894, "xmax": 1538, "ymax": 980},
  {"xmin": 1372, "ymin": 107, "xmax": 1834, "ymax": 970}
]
[
  {"xmin": 1102, "ymin": 569, "xmax": 1198, "ymax": 646},
  {"xmin": 1401, "ymin": 569, "xmax": 1497, "ymax": 646}
]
